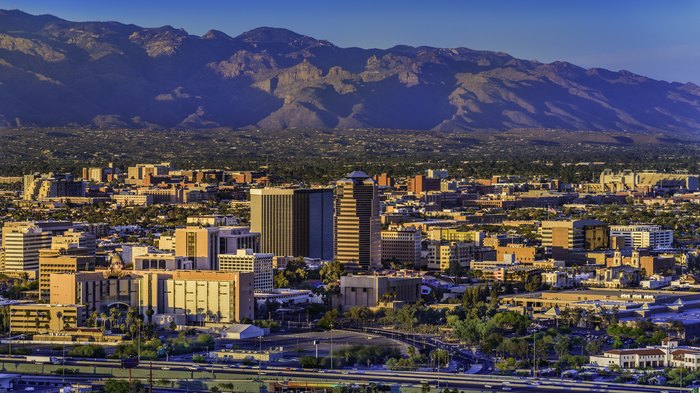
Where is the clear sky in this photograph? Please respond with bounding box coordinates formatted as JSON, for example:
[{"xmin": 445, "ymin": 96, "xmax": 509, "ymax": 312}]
[{"xmin": 2, "ymin": 0, "xmax": 699, "ymax": 83}]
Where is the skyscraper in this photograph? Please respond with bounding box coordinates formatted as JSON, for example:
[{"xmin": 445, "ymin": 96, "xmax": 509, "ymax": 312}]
[
  {"xmin": 250, "ymin": 188, "xmax": 333, "ymax": 260},
  {"xmin": 334, "ymin": 171, "xmax": 381, "ymax": 269}
]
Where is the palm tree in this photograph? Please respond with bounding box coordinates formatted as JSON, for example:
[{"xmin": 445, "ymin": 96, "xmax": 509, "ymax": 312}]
[
  {"xmin": 108, "ymin": 308, "xmax": 117, "ymax": 331},
  {"xmin": 99, "ymin": 312, "xmax": 108, "ymax": 332},
  {"xmin": 87, "ymin": 310, "xmax": 99, "ymax": 328}
]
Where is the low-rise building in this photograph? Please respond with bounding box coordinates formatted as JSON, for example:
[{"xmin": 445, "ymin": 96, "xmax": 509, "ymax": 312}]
[
  {"xmin": 609, "ymin": 225, "xmax": 673, "ymax": 250},
  {"xmin": 112, "ymin": 194, "xmax": 153, "ymax": 207},
  {"xmin": 339, "ymin": 274, "xmax": 421, "ymax": 310},
  {"xmin": 426, "ymin": 241, "xmax": 495, "ymax": 271},
  {"xmin": 590, "ymin": 348, "xmax": 666, "ymax": 369},
  {"xmin": 254, "ymin": 289, "xmax": 322, "ymax": 308},
  {"xmin": 541, "ymin": 271, "xmax": 575, "ymax": 289},
  {"xmin": 581, "ymin": 265, "xmax": 641, "ymax": 288},
  {"xmin": 9, "ymin": 303, "xmax": 85, "ymax": 334}
]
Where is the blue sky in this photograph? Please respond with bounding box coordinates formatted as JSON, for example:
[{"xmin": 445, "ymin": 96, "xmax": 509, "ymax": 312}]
[{"xmin": 2, "ymin": 0, "xmax": 699, "ymax": 83}]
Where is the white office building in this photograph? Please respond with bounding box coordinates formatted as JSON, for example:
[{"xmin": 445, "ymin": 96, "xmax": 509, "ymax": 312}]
[
  {"xmin": 218, "ymin": 249, "xmax": 274, "ymax": 292},
  {"xmin": 609, "ymin": 225, "xmax": 673, "ymax": 249}
]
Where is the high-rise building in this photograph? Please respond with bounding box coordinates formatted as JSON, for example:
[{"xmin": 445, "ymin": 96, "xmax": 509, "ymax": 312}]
[
  {"xmin": 219, "ymin": 249, "xmax": 274, "ymax": 292},
  {"xmin": 373, "ymin": 173, "xmax": 395, "ymax": 188},
  {"xmin": 334, "ymin": 171, "xmax": 381, "ymax": 269},
  {"xmin": 250, "ymin": 188, "xmax": 333, "ymax": 260},
  {"xmin": 174, "ymin": 226, "xmax": 220, "ymax": 270},
  {"xmin": 82, "ymin": 166, "xmax": 115, "ymax": 183},
  {"xmin": 1, "ymin": 225, "xmax": 52, "ymax": 278},
  {"xmin": 381, "ymin": 227, "xmax": 422, "ymax": 267},
  {"xmin": 609, "ymin": 225, "xmax": 673, "ymax": 250}
]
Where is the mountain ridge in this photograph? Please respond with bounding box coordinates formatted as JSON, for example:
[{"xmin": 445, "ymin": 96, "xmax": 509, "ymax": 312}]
[{"xmin": 0, "ymin": 9, "xmax": 699, "ymax": 132}]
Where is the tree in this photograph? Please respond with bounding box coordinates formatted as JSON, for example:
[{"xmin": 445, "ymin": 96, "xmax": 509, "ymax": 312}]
[
  {"xmin": 554, "ymin": 335, "xmax": 572, "ymax": 360},
  {"xmin": 318, "ymin": 309, "xmax": 339, "ymax": 330},
  {"xmin": 320, "ymin": 261, "xmax": 344, "ymax": 285},
  {"xmin": 430, "ymin": 349, "xmax": 449, "ymax": 369},
  {"xmin": 69, "ymin": 344, "xmax": 107, "ymax": 358},
  {"xmin": 100, "ymin": 312, "xmax": 108, "ymax": 332},
  {"xmin": 447, "ymin": 259, "xmax": 465, "ymax": 277},
  {"xmin": 495, "ymin": 357, "xmax": 517, "ymax": 373},
  {"xmin": 274, "ymin": 258, "xmax": 308, "ymax": 288},
  {"xmin": 345, "ymin": 307, "xmax": 372, "ymax": 325},
  {"xmin": 448, "ymin": 315, "xmax": 484, "ymax": 346},
  {"xmin": 104, "ymin": 379, "xmax": 145, "ymax": 393},
  {"xmin": 524, "ymin": 274, "xmax": 542, "ymax": 292},
  {"xmin": 489, "ymin": 311, "xmax": 530, "ymax": 335},
  {"xmin": 584, "ymin": 338, "xmax": 604, "ymax": 356}
]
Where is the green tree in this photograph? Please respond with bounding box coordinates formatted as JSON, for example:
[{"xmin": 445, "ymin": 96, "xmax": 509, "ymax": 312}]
[
  {"xmin": 524, "ymin": 274, "xmax": 542, "ymax": 292},
  {"xmin": 69, "ymin": 344, "xmax": 106, "ymax": 358},
  {"xmin": 104, "ymin": 379, "xmax": 146, "ymax": 393},
  {"xmin": 320, "ymin": 261, "xmax": 344, "ymax": 285},
  {"xmin": 554, "ymin": 335, "xmax": 572, "ymax": 360},
  {"xmin": 318, "ymin": 309, "xmax": 339, "ymax": 330},
  {"xmin": 345, "ymin": 307, "xmax": 372, "ymax": 325},
  {"xmin": 584, "ymin": 338, "xmax": 604, "ymax": 356}
]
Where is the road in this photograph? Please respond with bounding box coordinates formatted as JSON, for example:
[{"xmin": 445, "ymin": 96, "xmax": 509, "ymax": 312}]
[
  {"xmin": 1, "ymin": 356, "xmax": 689, "ymax": 393},
  {"xmin": 346, "ymin": 326, "xmax": 494, "ymax": 372}
]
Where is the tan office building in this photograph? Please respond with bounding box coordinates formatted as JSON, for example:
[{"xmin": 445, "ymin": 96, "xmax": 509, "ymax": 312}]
[
  {"xmin": 427, "ymin": 227, "xmax": 484, "ymax": 245},
  {"xmin": 38, "ymin": 247, "xmax": 95, "ymax": 299},
  {"xmin": 174, "ymin": 226, "xmax": 220, "ymax": 270},
  {"xmin": 495, "ymin": 245, "xmax": 542, "ymax": 263},
  {"xmin": 51, "ymin": 270, "xmax": 254, "ymax": 325},
  {"xmin": 334, "ymin": 172, "xmax": 381, "ymax": 269},
  {"xmin": 426, "ymin": 241, "xmax": 481, "ymax": 271},
  {"xmin": 541, "ymin": 220, "xmax": 609, "ymax": 258},
  {"xmin": 51, "ymin": 228, "xmax": 96, "ymax": 255},
  {"xmin": 9, "ymin": 303, "xmax": 85, "ymax": 334},
  {"xmin": 381, "ymin": 227, "xmax": 422, "ymax": 267}
]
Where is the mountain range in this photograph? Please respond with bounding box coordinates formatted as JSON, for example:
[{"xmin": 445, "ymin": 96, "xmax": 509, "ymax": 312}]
[{"xmin": 1, "ymin": 9, "xmax": 699, "ymax": 133}]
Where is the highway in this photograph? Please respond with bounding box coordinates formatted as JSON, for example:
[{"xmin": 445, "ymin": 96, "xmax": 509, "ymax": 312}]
[{"xmin": 1, "ymin": 356, "xmax": 690, "ymax": 393}]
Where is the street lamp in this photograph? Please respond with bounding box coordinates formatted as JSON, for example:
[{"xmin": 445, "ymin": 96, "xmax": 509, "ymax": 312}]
[{"xmin": 330, "ymin": 323, "xmax": 334, "ymax": 370}]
